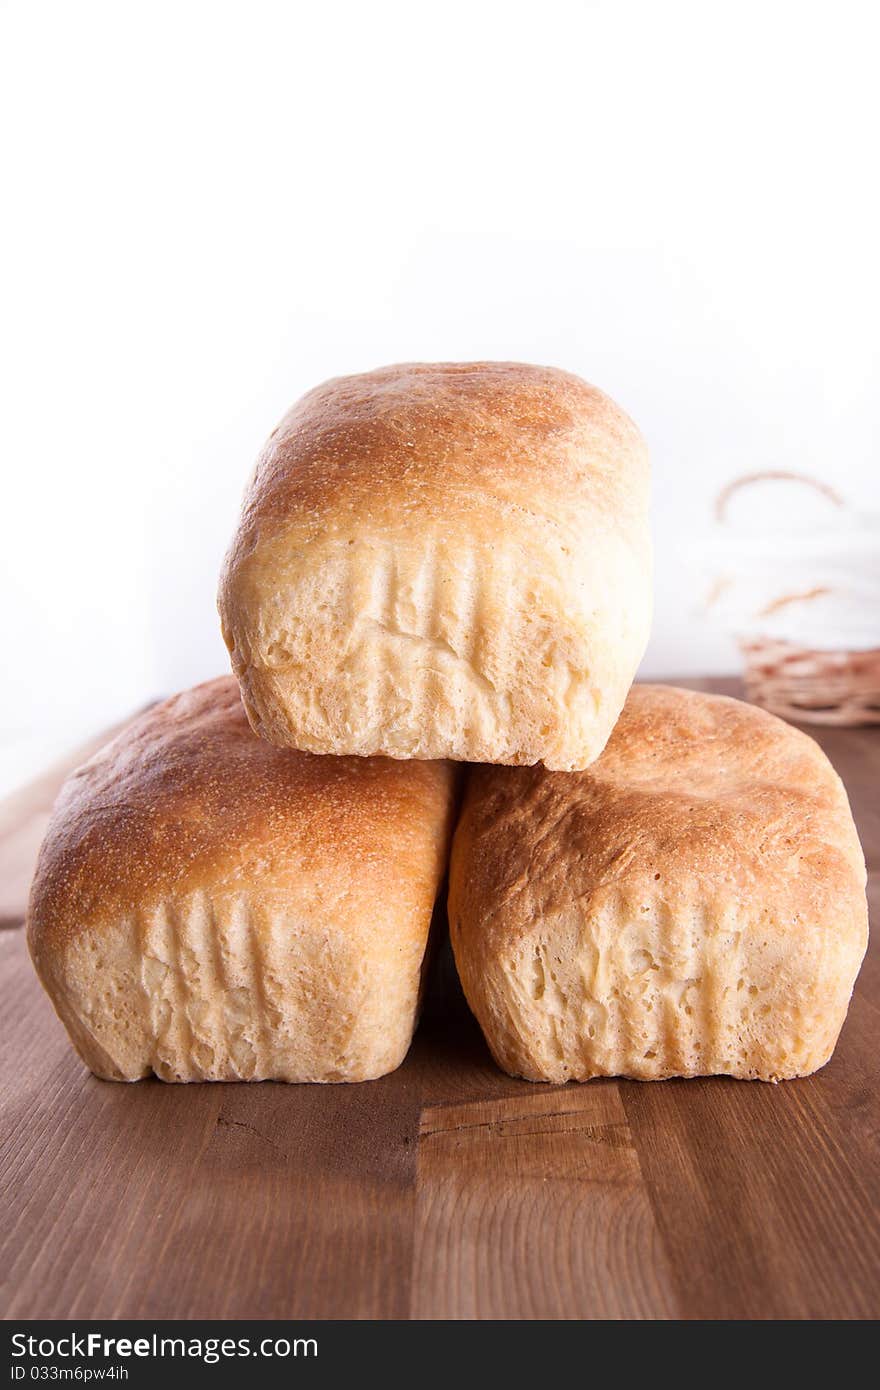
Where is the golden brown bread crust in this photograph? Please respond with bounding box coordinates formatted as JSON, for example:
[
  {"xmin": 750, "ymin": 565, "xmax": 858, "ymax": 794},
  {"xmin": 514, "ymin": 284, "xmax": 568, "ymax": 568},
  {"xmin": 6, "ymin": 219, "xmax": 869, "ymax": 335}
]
[
  {"xmin": 449, "ymin": 684, "xmax": 868, "ymax": 1082},
  {"xmin": 226, "ymin": 361, "xmax": 646, "ymax": 534},
  {"xmin": 218, "ymin": 362, "xmax": 651, "ymax": 770},
  {"xmin": 28, "ymin": 677, "xmax": 456, "ymax": 1082}
]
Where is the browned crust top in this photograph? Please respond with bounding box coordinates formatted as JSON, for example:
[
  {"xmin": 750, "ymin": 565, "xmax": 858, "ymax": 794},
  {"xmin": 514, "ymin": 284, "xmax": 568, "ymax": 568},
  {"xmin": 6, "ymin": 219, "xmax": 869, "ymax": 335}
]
[
  {"xmin": 28, "ymin": 677, "xmax": 455, "ymax": 952},
  {"xmin": 224, "ymin": 361, "xmax": 648, "ymax": 555},
  {"xmin": 452, "ymin": 684, "xmax": 867, "ymax": 943}
]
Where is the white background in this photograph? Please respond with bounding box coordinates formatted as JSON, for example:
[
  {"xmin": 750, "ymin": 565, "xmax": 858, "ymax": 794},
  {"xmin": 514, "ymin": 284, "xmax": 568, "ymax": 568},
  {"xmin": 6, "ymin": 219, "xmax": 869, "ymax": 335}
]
[{"xmin": 1, "ymin": 0, "xmax": 878, "ymax": 792}]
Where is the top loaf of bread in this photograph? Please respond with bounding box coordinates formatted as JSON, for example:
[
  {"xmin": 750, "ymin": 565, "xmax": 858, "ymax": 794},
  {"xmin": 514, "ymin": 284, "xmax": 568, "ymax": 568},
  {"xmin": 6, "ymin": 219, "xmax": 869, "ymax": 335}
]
[{"xmin": 219, "ymin": 361, "xmax": 652, "ymax": 770}]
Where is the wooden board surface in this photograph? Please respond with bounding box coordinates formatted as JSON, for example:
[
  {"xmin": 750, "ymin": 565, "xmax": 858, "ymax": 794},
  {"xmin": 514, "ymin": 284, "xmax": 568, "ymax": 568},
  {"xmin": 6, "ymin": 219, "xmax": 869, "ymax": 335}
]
[{"xmin": 1, "ymin": 678, "xmax": 878, "ymax": 1320}]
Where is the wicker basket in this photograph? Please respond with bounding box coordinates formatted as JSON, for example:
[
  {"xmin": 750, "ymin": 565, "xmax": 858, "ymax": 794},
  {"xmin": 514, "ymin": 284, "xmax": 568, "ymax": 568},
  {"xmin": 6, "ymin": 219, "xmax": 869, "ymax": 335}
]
[{"xmin": 715, "ymin": 471, "xmax": 880, "ymax": 727}]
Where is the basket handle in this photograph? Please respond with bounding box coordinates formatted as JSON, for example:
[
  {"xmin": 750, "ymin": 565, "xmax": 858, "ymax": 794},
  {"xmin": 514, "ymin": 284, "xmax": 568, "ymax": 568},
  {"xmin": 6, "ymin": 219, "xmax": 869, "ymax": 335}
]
[{"xmin": 714, "ymin": 470, "xmax": 845, "ymax": 523}]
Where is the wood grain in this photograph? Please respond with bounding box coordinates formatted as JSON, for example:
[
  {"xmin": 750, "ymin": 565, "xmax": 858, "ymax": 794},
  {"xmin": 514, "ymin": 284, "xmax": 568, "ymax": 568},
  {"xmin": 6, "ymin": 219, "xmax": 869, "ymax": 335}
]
[
  {"xmin": 1, "ymin": 679, "xmax": 877, "ymax": 1320},
  {"xmin": 413, "ymin": 1084, "xmax": 677, "ymax": 1318}
]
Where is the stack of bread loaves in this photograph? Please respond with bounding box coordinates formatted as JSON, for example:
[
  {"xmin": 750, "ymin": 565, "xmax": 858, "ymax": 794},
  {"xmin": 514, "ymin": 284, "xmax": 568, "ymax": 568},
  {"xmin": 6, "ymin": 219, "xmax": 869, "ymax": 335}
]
[{"xmin": 27, "ymin": 363, "xmax": 868, "ymax": 1084}]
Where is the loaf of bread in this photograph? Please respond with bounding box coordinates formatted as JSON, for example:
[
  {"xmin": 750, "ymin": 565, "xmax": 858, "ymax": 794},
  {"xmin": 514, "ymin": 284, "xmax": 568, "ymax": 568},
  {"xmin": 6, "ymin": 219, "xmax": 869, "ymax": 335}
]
[
  {"xmin": 27, "ymin": 678, "xmax": 456, "ymax": 1082},
  {"xmin": 218, "ymin": 362, "xmax": 652, "ymax": 771},
  {"xmin": 449, "ymin": 684, "xmax": 867, "ymax": 1082}
]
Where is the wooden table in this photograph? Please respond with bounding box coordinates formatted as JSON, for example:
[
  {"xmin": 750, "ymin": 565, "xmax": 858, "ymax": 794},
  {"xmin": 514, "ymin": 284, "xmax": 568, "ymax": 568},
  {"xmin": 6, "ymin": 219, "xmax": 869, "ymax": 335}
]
[{"xmin": 1, "ymin": 678, "xmax": 878, "ymax": 1321}]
